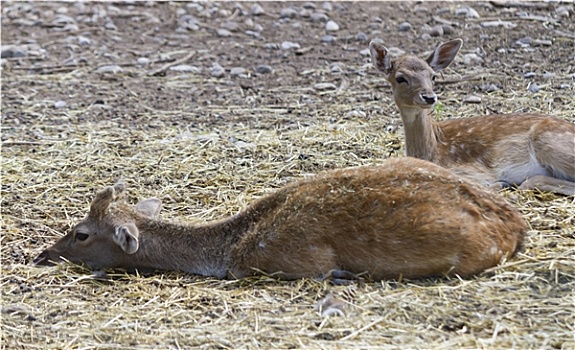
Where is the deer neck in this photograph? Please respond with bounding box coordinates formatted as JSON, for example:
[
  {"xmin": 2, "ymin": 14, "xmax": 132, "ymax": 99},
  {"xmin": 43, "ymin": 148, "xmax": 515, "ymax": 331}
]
[
  {"xmin": 398, "ymin": 106, "xmax": 438, "ymax": 162},
  {"xmin": 123, "ymin": 217, "xmax": 244, "ymax": 278}
]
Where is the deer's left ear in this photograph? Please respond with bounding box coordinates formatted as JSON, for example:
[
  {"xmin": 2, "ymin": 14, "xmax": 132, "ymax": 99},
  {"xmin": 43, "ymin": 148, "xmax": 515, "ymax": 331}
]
[
  {"xmin": 113, "ymin": 223, "xmax": 139, "ymax": 254},
  {"xmin": 426, "ymin": 38, "xmax": 463, "ymax": 72},
  {"xmin": 369, "ymin": 40, "xmax": 393, "ymax": 76},
  {"xmin": 135, "ymin": 198, "xmax": 162, "ymax": 219}
]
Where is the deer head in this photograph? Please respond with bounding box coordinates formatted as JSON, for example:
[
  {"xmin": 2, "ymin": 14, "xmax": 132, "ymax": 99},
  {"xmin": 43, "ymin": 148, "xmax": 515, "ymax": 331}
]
[
  {"xmin": 369, "ymin": 38, "xmax": 463, "ymax": 113},
  {"xmin": 34, "ymin": 183, "xmax": 162, "ymax": 269}
]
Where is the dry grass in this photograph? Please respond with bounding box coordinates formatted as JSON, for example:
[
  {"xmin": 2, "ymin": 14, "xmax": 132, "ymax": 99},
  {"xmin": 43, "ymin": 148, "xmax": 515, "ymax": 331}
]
[
  {"xmin": 2, "ymin": 1, "xmax": 575, "ymax": 349},
  {"xmin": 2, "ymin": 89, "xmax": 574, "ymax": 349}
]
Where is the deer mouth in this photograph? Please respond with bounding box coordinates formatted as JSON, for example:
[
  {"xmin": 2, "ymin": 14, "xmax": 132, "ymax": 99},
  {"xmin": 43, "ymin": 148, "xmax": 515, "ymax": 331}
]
[{"xmin": 33, "ymin": 250, "xmax": 57, "ymax": 266}]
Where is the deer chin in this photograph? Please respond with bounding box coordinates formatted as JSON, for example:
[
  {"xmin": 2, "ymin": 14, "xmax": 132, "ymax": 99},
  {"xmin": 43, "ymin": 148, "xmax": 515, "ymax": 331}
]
[{"xmin": 412, "ymin": 98, "xmax": 436, "ymax": 109}]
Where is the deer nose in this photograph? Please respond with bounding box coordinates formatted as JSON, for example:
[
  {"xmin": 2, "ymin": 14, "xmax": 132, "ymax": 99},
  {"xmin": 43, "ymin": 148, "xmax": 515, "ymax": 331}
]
[
  {"xmin": 33, "ymin": 250, "xmax": 54, "ymax": 266},
  {"xmin": 421, "ymin": 94, "xmax": 437, "ymax": 105}
]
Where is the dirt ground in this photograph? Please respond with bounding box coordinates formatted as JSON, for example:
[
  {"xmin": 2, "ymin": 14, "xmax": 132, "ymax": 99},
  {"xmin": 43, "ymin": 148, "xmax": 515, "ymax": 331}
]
[{"xmin": 1, "ymin": 1, "xmax": 574, "ymax": 349}]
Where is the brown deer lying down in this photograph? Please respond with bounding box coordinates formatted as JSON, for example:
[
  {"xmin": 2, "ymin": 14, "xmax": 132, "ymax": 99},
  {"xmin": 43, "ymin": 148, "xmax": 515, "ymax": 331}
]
[
  {"xmin": 35, "ymin": 157, "xmax": 526, "ymax": 281},
  {"xmin": 369, "ymin": 38, "xmax": 575, "ymax": 196}
]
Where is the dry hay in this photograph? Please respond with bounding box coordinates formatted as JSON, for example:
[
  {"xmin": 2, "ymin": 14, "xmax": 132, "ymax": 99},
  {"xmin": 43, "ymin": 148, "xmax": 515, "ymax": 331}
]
[
  {"xmin": 2, "ymin": 84, "xmax": 574, "ymax": 349},
  {"xmin": 2, "ymin": 1, "xmax": 575, "ymax": 349}
]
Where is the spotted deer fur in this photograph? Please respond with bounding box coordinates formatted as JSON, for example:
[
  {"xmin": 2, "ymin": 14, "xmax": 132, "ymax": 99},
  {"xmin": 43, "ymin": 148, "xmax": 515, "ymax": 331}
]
[{"xmin": 370, "ymin": 38, "xmax": 575, "ymax": 196}]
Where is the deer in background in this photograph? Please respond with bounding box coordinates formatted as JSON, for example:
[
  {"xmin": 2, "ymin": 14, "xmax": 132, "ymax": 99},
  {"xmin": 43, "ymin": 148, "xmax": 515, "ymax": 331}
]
[
  {"xmin": 369, "ymin": 38, "xmax": 575, "ymax": 196},
  {"xmin": 35, "ymin": 157, "xmax": 526, "ymax": 281}
]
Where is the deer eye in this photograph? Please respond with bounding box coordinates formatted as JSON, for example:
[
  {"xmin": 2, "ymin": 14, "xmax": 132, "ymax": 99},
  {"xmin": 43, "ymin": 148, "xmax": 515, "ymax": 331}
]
[
  {"xmin": 395, "ymin": 76, "xmax": 408, "ymax": 84},
  {"xmin": 76, "ymin": 232, "xmax": 89, "ymax": 241}
]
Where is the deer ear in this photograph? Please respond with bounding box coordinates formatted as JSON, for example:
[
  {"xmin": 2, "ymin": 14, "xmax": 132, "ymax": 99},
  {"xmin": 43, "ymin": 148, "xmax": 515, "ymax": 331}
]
[
  {"xmin": 89, "ymin": 183, "xmax": 127, "ymax": 218},
  {"xmin": 369, "ymin": 41, "xmax": 393, "ymax": 76},
  {"xmin": 113, "ymin": 223, "xmax": 139, "ymax": 254},
  {"xmin": 135, "ymin": 198, "xmax": 162, "ymax": 219},
  {"xmin": 426, "ymin": 38, "xmax": 463, "ymax": 72},
  {"xmin": 89, "ymin": 186, "xmax": 115, "ymax": 218}
]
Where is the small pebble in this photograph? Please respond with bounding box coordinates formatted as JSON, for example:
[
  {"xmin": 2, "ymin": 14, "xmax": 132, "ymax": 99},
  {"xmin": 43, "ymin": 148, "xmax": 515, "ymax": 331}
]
[
  {"xmin": 104, "ymin": 21, "xmax": 117, "ymax": 30},
  {"xmin": 95, "ymin": 65, "xmax": 123, "ymax": 74},
  {"xmin": 255, "ymin": 65, "xmax": 272, "ymax": 74},
  {"xmin": 464, "ymin": 95, "xmax": 482, "ymax": 104},
  {"xmin": 528, "ymin": 83, "xmax": 540, "ymax": 93},
  {"xmin": 310, "ymin": 12, "xmax": 328, "ymax": 22},
  {"xmin": 245, "ymin": 30, "xmax": 261, "ymax": 39},
  {"xmin": 441, "ymin": 25, "xmax": 455, "ymax": 35},
  {"xmin": 170, "ymin": 65, "xmax": 202, "ymax": 73},
  {"xmin": 281, "ymin": 41, "xmax": 301, "ymax": 50},
  {"xmin": 326, "ymin": 20, "xmax": 339, "ymax": 31},
  {"xmin": 211, "ymin": 62, "xmax": 225, "ymax": 78},
  {"xmin": 137, "ymin": 57, "xmax": 150, "ymax": 65},
  {"xmin": 52, "ymin": 14, "xmax": 75, "ymax": 25},
  {"xmin": 345, "ymin": 110, "xmax": 366, "ymax": 118},
  {"xmin": 516, "ymin": 36, "xmax": 532, "ymax": 45},
  {"xmin": 303, "ymin": 2, "xmax": 317, "ymax": 9},
  {"xmin": 523, "ymin": 72, "xmax": 536, "ymax": 79},
  {"xmin": 1, "ymin": 48, "xmax": 26, "ymax": 58},
  {"xmin": 54, "ymin": 101, "xmax": 67, "ymax": 109},
  {"xmin": 481, "ymin": 84, "xmax": 499, "ymax": 93},
  {"xmin": 77, "ymin": 36, "xmax": 91, "ymax": 46},
  {"xmin": 265, "ymin": 43, "xmax": 280, "ymax": 50},
  {"xmin": 186, "ymin": 3, "xmax": 203, "ymax": 11},
  {"xmin": 463, "ymin": 53, "xmax": 483, "ymax": 65},
  {"xmin": 322, "ymin": 35, "xmax": 336, "ymax": 43},
  {"xmin": 250, "ymin": 4, "xmax": 264, "ymax": 15},
  {"xmin": 556, "ymin": 6, "xmax": 570, "ymax": 17},
  {"xmin": 413, "ymin": 5, "xmax": 429, "ymax": 13},
  {"xmin": 322, "ymin": 2, "xmax": 333, "ymax": 11},
  {"xmin": 62, "ymin": 23, "xmax": 80, "ymax": 33},
  {"xmin": 217, "ymin": 28, "xmax": 232, "ymax": 37},
  {"xmin": 230, "ymin": 67, "xmax": 247, "ymax": 78},
  {"xmin": 429, "ymin": 25, "xmax": 444, "ymax": 37},
  {"xmin": 436, "ymin": 7, "xmax": 451, "ymax": 15},
  {"xmin": 398, "ymin": 22, "xmax": 412, "ymax": 32},
  {"xmin": 222, "ymin": 21, "xmax": 240, "ymax": 31},
  {"xmin": 280, "ymin": 7, "xmax": 298, "ymax": 18},
  {"xmin": 455, "ymin": 6, "xmax": 479, "ymax": 18},
  {"xmin": 356, "ymin": 32, "xmax": 368, "ymax": 41},
  {"xmin": 314, "ymin": 83, "xmax": 337, "ymax": 91},
  {"xmin": 299, "ymin": 9, "xmax": 312, "ymax": 18}
]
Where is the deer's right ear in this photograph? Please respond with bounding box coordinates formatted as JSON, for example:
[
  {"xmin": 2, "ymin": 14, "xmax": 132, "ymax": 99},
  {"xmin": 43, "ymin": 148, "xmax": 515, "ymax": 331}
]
[
  {"xmin": 89, "ymin": 186, "xmax": 116, "ymax": 218},
  {"xmin": 425, "ymin": 38, "xmax": 463, "ymax": 72},
  {"xmin": 369, "ymin": 41, "xmax": 392, "ymax": 76},
  {"xmin": 135, "ymin": 198, "xmax": 162, "ymax": 219},
  {"xmin": 113, "ymin": 223, "xmax": 139, "ymax": 254}
]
